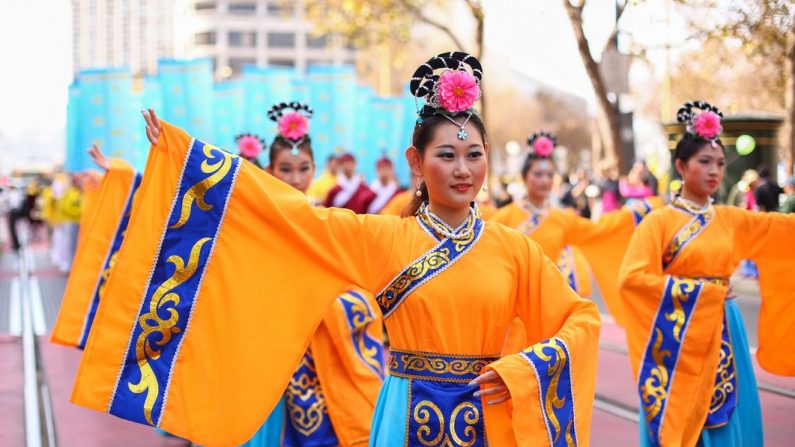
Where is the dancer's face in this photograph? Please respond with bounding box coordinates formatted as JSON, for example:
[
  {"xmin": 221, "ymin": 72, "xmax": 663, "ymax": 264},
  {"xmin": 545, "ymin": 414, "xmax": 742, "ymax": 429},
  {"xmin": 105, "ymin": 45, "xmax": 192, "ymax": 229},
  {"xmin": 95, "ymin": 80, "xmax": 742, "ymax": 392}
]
[
  {"xmin": 676, "ymin": 142, "xmax": 725, "ymax": 198},
  {"xmin": 268, "ymin": 150, "xmax": 315, "ymax": 193},
  {"xmin": 524, "ymin": 159, "xmax": 554, "ymax": 202},
  {"xmin": 408, "ymin": 120, "xmax": 488, "ymax": 214}
]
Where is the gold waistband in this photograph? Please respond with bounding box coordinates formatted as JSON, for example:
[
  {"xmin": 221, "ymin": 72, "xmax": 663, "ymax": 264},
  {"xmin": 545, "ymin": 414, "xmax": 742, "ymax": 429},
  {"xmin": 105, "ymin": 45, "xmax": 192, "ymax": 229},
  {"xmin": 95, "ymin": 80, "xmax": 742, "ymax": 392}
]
[{"xmin": 388, "ymin": 349, "xmax": 500, "ymax": 383}]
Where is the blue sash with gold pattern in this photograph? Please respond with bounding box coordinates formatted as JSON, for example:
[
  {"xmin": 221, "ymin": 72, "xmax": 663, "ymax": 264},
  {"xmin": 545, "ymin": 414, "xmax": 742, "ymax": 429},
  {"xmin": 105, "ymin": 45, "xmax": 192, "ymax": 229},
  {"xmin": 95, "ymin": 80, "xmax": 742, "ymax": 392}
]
[
  {"xmin": 517, "ymin": 210, "xmax": 542, "ymax": 235},
  {"xmin": 390, "ymin": 349, "xmax": 498, "ymax": 447},
  {"xmin": 108, "ymin": 139, "xmax": 240, "ymax": 426},
  {"xmin": 521, "ymin": 338, "xmax": 578, "ymax": 447},
  {"xmin": 628, "ymin": 198, "xmax": 654, "ymax": 226},
  {"xmin": 556, "ymin": 246, "xmax": 578, "ymax": 293},
  {"xmin": 78, "ymin": 172, "xmax": 142, "ymax": 349},
  {"xmin": 638, "ymin": 276, "xmax": 703, "ymax": 446},
  {"xmin": 283, "ymin": 348, "xmax": 338, "ymax": 446},
  {"xmin": 337, "ymin": 290, "xmax": 386, "ymax": 379},
  {"xmin": 704, "ymin": 311, "xmax": 737, "ymax": 428},
  {"xmin": 375, "ymin": 214, "xmax": 484, "ymax": 318},
  {"xmin": 662, "ymin": 206, "xmax": 714, "ymax": 270}
]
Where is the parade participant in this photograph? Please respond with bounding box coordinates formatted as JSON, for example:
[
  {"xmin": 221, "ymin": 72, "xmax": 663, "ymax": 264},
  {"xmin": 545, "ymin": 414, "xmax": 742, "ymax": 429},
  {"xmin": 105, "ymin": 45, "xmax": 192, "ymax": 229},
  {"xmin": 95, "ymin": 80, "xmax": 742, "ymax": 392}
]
[
  {"xmin": 54, "ymin": 173, "xmax": 85, "ymax": 272},
  {"xmin": 780, "ymin": 176, "xmax": 795, "ymax": 213},
  {"xmin": 323, "ymin": 152, "xmax": 376, "ymax": 213},
  {"xmin": 72, "ymin": 52, "xmax": 599, "ymax": 446},
  {"xmin": 619, "ymin": 101, "xmax": 795, "ymax": 447},
  {"xmin": 491, "ymin": 131, "xmax": 661, "ymax": 325},
  {"xmin": 307, "ymin": 155, "xmax": 339, "ymax": 204},
  {"xmin": 366, "ymin": 156, "xmax": 402, "ymax": 214},
  {"xmin": 235, "ymin": 133, "xmax": 266, "ymax": 169},
  {"xmin": 242, "ymin": 102, "xmax": 385, "ymax": 447},
  {"xmin": 51, "ymin": 144, "xmax": 141, "ymax": 349}
]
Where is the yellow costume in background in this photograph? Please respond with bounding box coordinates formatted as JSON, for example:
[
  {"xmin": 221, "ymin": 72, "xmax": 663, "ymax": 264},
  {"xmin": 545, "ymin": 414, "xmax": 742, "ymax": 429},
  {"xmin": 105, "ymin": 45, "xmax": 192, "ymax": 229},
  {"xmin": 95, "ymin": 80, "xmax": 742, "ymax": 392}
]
[
  {"xmin": 306, "ymin": 169, "xmax": 337, "ymax": 204},
  {"xmin": 72, "ymin": 122, "xmax": 600, "ymax": 446}
]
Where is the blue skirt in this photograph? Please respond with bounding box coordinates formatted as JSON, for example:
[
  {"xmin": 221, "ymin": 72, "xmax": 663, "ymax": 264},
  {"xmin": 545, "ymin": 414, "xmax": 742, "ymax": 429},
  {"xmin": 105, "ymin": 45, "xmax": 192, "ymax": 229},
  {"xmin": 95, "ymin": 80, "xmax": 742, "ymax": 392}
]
[
  {"xmin": 640, "ymin": 299, "xmax": 763, "ymax": 446},
  {"xmin": 369, "ymin": 375, "xmax": 410, "ymax": 446},
  {"xmin": 239, "ymin": 400, "xmax": 285, "ymax": 447}
]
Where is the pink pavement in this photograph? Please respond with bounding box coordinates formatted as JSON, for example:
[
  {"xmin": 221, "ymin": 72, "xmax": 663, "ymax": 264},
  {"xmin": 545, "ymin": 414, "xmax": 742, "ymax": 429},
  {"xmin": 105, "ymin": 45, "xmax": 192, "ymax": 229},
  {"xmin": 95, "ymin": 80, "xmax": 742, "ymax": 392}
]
[{"xmin": 0, "ymin": 335, "xmax": 25, "ymax": 447}]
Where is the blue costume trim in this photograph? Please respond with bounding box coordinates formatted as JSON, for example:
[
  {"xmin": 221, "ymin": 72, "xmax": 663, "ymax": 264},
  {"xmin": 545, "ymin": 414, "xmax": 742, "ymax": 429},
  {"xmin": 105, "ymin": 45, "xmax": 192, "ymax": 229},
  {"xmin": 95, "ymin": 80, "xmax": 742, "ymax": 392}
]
[
  {"xmin": 704, "ymin": 312, "xmax": 738, "ymax": 428},
  {"xmin": 78, "ymin": 172, "xmax": 142, "ymax": 349},
  {"xmin": 338, "ymin": 290, "xmax": 386, "ymax": 380},
  {"xmin": 390, "ymin": 349, "xmax": 499, "ymax": 447},
  {"xmin": 629, "ymin": 199, "xmax": 653, "ymax": 226},
  {"xmin": 283, "ymin": 349, "xmax": 338, "ymax": 446},
  {"xmin": 638, "ymin": 276, "xmax": 703, "ymax": 446},
  {"xmin": 109, "ymin": 139, "xmax": 240, "ymax": 426},
  {"xmin": 521, "ymin": 337, "xmax": 578, "ymax": 447}
]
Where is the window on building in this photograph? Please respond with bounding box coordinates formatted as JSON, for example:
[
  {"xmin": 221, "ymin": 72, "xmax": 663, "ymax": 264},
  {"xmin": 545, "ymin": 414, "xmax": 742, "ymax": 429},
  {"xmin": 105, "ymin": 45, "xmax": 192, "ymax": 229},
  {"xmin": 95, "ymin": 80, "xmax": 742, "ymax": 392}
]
[
  {"xmin": 194, "ymin": 31, "xmax": 216, "ymax": 45},
  {"xmin": 267, "ymin": 32, "xmax": 295, "ymax": 48},
  {"xmin": 228, "ymin": 31, "xmax": 257, "ymax": 48},
  {"xmin": 228, "ymin": 2, "xmax": 256, "ymax": 14},
  {"xmin": 194, "ymin": 1, "xmax": 216, "ymax": 11},
  {"xmin": 269, "ymin": 58, "xmax": 295, "ymax": 67},
  {"xmin": 266, "ymin": 1, "xmax": 293, "ymax": 15},
  {"xmin": 306, "ymin": 34, "xmax": 328, "ymax": 49},
  {"xmin": 229, "ymin": 57, "xmax": 257, "ymax": 75}
]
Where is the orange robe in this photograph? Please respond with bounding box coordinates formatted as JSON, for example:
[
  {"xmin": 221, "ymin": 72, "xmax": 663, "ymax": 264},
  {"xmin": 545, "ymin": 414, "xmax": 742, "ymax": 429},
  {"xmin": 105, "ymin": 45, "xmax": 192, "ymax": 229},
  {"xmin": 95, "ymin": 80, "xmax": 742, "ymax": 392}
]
[
  {"xmin": 491, "ymin": 199, "xmax": 661, "ymax": 326},
  {"xmin": 378, "ymin": 189, "xmax": 413, "ymax": 216},
  {"xmin": 619, "ymin": 204, "xmax": 795, "ymax": 446},
  {"xmin": 51, "ymin": 159, "xmax": 139, "ymax": 348},
  {"xmin": 72, "ymin": 122, "xmax": 600, "ymax": 446}
]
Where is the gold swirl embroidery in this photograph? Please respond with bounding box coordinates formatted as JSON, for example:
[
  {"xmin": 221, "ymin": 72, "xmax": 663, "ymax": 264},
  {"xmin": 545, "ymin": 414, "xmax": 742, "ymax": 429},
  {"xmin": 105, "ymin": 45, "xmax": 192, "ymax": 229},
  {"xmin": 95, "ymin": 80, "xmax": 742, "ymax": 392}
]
[
  {"xmin": 170, "ymin": 144, "xmax": 234, "ymax": 229},
  {"xmin": 128, "ymin": 237, "xmax": 211, "ymax": 425},
  {"xmin": 526, "ymin": 340, "xmax": 569, "ymax": 445},
  {"xmin": 564, "ymin": 419, "xmax": 576, "ymax": 447},
  {"xmin": 338, "ymin": 293, "xmax": 382, "ymax": 375},
  {"xmin": 709, "ymin": 338, "xmax": 736, "ymax": 414},
  {"xmin": 640, "ymin": 328, "xmax": 672, "ymax": 423},
  {"xmin": 662, "ymin": 208, "xmax": 714, "ymax": 267},
  {"xmin": 629, "ymin": 200, "xmax": 650, "ymax": 219},
  {"xmin": 399, "ymin": 354, "xmax": 491, "ymax": 377},
  {"xmin": 413, "ymin": 401, "xmax": 480, "ymax": 446},
  {"xmin": 97, "ymin": 251, "xmax": 120, "ymax": 299},
  {"xmin": 378, "ymin": 248, "xmax": 451, "ymax": 308},
  {"xmin": 285, "ymin": 353, "xmax": 327, "ymax": 436},
  {"xmin": 665, "ymin": 277, "xmax": 697, "ymax": 342}
]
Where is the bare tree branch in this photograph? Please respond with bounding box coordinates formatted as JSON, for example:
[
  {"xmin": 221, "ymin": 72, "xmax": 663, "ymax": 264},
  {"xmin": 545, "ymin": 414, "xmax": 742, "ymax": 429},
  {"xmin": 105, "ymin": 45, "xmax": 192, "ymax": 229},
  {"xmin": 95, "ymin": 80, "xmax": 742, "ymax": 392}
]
[{"xmin": 397, "ymin": 0, "xmax": 467, "ymax": 51}]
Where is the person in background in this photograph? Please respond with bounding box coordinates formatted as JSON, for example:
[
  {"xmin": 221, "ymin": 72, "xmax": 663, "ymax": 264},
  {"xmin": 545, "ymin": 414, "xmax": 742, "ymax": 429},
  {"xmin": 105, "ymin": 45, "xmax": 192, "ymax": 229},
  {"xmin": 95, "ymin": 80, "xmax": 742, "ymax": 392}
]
[
  {"xmin": 634, "ymin": 159, "xmax": 659, "ymax": 196},
  {"xmin": 598, "ymin": 158, "xmax": 622, "ymax": 213},
  {"xmin": 235, "ymin": 133, "xmax": 266, "ymax": 169},
  {"xmin": 753, "ymin": 166, "xmax": 783, "ymax": 212},
  {"xmin": 306, "ymin": 154, "xmax": 339, "ymax": 204},
  {"xmin": 54, "ymin": 174, "xmax": 83, "ymax": 273},
  {"xmin": 620, "ymin": 161, "xmax": 655, "ymax": 203},
  {"xmin": 780, "ymin": 176, "xmax": 795, "ymax": 213},
  {"xmin": 560, "ymin": 167, "xmax": 592, "ymax": 218},
  {"xmin": 323, "ymin": 153, "xmax": 376, "ymax": 213},
  {"xmin": 367, "ymin": 156, "xmax": 402, "ymax": 214}
]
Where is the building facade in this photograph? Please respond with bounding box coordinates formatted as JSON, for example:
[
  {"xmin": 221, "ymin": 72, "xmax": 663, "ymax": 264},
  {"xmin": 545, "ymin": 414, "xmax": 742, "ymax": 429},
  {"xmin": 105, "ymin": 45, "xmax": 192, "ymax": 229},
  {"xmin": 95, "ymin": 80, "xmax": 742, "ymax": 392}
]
[
  {"xmin": 72, "ymin": 0, "xmax": 177, "ymax": 76},
  {"xmin": 173, "ymin": 0, "xmax": 357, "ymax": 77}
]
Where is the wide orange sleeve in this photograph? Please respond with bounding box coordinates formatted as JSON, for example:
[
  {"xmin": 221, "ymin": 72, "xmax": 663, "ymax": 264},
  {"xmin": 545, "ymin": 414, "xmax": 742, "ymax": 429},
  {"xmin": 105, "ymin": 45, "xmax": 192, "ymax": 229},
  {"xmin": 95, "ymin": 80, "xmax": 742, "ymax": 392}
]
[
  {"xmin": 312, "ymin": 288, "xmax": 385, "ymax": 446},
  {"xmin": 71, "ymin": 122, "xmax": 402, "ymax": 447},
  {"xmin": 51, "ymin": 159, "xmax": 136, "ymax": 347},
  {"xmin": 487, "ymin": 237, "xmax": 601, "ymax": 446},
  {"xmin": 727, "ymin": 207, "xmax": 795, "ymax": 375},
  {"xmin": 618, "ymin": 212, "xmax": 726, "ymax": 447}
]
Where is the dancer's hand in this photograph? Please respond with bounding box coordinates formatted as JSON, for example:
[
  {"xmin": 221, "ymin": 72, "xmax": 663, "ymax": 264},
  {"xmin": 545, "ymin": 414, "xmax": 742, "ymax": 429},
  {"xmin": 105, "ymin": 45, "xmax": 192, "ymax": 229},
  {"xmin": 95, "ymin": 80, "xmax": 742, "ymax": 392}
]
[
  {"xmin": 726, "ymin": 284, "xmax": 737, "ymax": 300},
  {"xmin": 87, "ymin": 143, "xmax": 112, "ymax": 171},
  {"xmin": 141, "ymin": 108, "xmax": 162, "ymax": 145},
  {"xmin": 469, "ymin": 370, "xmax": 510, "ymax": 405}
]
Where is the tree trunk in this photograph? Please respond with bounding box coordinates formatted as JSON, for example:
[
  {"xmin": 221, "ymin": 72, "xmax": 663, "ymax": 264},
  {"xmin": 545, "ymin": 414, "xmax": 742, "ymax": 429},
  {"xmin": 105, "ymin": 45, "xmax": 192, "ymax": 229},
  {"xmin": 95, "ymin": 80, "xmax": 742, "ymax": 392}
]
[
  {"xmin": 786, "ymin": 21, "xmax": 795, "ymax": 176},
  {"xmin": 563, "ymin": 1, "xmax": 625, "ymax": 172}
]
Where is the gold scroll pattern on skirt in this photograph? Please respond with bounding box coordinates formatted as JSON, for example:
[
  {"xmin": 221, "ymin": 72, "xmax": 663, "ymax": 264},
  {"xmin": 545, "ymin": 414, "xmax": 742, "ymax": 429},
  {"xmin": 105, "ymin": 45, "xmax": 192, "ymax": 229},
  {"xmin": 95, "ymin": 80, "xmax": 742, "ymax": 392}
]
[
  {"xmin": 337, "ymin": 292, "xmax": 383, "ymax": 375},
  {"xmin": 285, "ymin": 352, "xmax": 327, "ymax": 436},
  {"xmin": 525, "ymin": 339, "xmax": 576, "ymax": 447},
  {"xmin": 665, "ymin": 277, "xmax": 697, "ymax": 342},
  {"xmin": 709, "ymin": 338, "xmax": 736, "ymax": 415},
  {"xmin": 413, "ymin": 400, "xmax": 480, "ymax": 447}
]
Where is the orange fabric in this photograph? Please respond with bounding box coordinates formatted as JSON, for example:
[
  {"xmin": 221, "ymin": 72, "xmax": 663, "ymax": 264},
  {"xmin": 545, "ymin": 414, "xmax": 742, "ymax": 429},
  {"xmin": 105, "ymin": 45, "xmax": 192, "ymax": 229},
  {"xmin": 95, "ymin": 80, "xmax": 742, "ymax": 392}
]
[
  {"xmin": 51, "ymin": 159, "xmax": 136, "ymax": 347},
  {"xmin": 378, "ymin": 189, "xmax": 413, "ymax": 216},
  {"xmin": 491, "ymin": 200, "xmax": 663, "ymax": 326},
  {"xmin": 72, "ymin": 122, "xmax": 599, "ymax": 446},
  {"xmin": 571, "ymin": 247, "xmax": 593, "ymax": 297},
  {"xmin": 312, "ymin": 287, "xmax": 384, "ymax": 446},
  {"xmin": 618, "ymin": 205, "xmax": 795, "ymax": 446}
]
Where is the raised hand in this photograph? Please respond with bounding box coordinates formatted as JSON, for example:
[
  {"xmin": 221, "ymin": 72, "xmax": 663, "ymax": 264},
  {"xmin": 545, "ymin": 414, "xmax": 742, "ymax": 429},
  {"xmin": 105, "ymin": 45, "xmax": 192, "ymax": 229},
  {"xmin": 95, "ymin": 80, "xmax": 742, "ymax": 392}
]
[
  {"xmin": 141, "ymin": 108, "xmax": 162, "ymax": 145},
  {"xmin": 87, "ymin": 143, "xmax": 112, "ymax": 172}
]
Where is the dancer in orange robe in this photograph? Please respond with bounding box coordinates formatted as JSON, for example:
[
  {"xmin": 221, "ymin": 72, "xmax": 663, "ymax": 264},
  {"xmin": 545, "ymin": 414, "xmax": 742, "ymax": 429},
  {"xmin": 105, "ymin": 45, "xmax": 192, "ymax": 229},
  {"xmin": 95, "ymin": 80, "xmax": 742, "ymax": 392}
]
[
  {"xmin": 51, "ymin": 144, "xmax": 140, "ymax": 349},
  {"xmin": 72, "ymin": 52, "xmax": 600, "ymax": 447},
  {"xmin": 620, "ymin": 101, "xmax": 795, "ymax": 447}
]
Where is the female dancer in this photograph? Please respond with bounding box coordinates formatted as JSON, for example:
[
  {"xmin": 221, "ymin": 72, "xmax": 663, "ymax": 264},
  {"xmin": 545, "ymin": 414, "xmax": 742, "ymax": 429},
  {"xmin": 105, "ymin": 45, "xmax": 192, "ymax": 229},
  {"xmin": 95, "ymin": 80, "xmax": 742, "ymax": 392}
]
[
  {"xmin": 243, "ymin": 102, "xmax": 386, "ymax": 447},
  {"xmin": 74, "ymin": 52, "xmax": 600, "ymax": 446},
  {"xmin": 491, "ymin": 131, "xmax": 661, "ymax": 325},
  {"xmin": 619, "ymin": 101, "xmax": 795, "ymax": 447}
]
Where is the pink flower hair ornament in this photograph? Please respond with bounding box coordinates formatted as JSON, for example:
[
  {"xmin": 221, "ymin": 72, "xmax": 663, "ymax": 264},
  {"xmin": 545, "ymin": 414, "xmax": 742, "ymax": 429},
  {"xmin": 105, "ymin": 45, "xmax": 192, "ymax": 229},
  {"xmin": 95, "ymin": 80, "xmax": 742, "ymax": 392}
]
[
  {"xmin": 235, "ymin": 133, "xmax": 265, "ymax": 158},
  {"xmin": 527, "ymin": 131, "xmax": 557, "ymax": 158},
  {"xmin": 278, "ymin": 112, "xmax": 309, "ymax": 141},
  {"xmin": 437, "ymin": 70, "xmax": 480, "ymax": 114},
  {"xmin": 268, "ymin": 101, "xmax": 314, "ymax": 155},
  {"xmin": 676, "ymin": 100, "xmax": 723, "ymax": 142}
]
